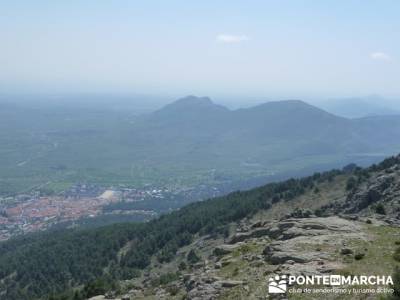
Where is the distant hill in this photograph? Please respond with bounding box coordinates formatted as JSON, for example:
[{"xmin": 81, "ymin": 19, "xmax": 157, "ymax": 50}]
[
  {"xmin": 1, "ymin": 95, "xmax": 400, "ymax": 195},
  {"xmin": 128, "ymin": 96, "xmax": 400, "ymax": 180},
  {"xmin": 315, "ymin": 96, "xmax": 400, "ymax": 118}
]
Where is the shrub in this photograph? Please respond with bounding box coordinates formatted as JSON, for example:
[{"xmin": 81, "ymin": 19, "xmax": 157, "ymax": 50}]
[
  {"xmin": 159, "ymin": 273, "xmax": 179, "ymax": 285},
  {"xmin": 346, "ymin": 177, "xmax": 357, "ymax": 191},
  {"xmin": 354, "ymin": 253, "xmax": 365, "ymax": 260},
  {"xmin": 83, "ymin": 278, "xmax": 114, "ymax": 298},
  {"xmin": 375, "ymin": 203, "xmax": 386, "ymax": 215},
  {"xmin": 151, "ymin": 272, "xmax": 179, "ymax": 287},
  {"xmin": 272, "ymin": 195, "xmax": 280, "ymax": 203},
  {"xmin": 314, "ymin": 208, "xmax": 325, "ymax": 217},
  {"xmin": 187, "ymin": 249, "xmax": 200, "ymax": 264},
  {"xmin": 178, "ymin": 261, "xmax": 187, "ymax": 270},
  {"xmin": 340, "ymin": 248, "xmax": 353, "ymax": 255},
  {"xmin": 166, "ymin": 285, "xmax": 180, "ymax": 296}
]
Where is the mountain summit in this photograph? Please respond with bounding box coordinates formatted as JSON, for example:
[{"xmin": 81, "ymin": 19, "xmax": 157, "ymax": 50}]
[
  {"xmin": 129, "ymin": 96, "xmax": 400, "ymax": 185},
  {"xmin": 153, "ymin": 95, "xmax": 229, "ymax": 118}
]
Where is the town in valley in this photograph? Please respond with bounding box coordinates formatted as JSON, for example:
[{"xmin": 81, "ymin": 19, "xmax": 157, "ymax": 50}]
[{"xmin": 0, "ymin": 183, "xmax": 222, "ymax": 241}]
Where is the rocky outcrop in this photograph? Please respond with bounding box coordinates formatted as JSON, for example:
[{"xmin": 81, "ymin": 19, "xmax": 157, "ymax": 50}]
[
  {"xmin": 214, "ymin": 216, "xmax": 366, "ymax": 280},
  {"xmin": 213, "ymin": 243, "xmax": 244, "ymax": 256},
  {"xmin": 263, "ymin": 244, "xmax": 328, "ymax": 264},
  {"xmin": 259, "ymin": 216, "xmax": 366, "ymax": 276},
  {"xmin": 228, "ymin": 216, "xmax": 363, "ymax": 244},
  {"xmin": 340, "ymin": 171, "xmax": 399, "ymax": 215},
  {"xmin": 88, "ymin": 159, "xmax": 400, "ymax": 300},
  {"xmin": 184, "ymin": 274, "xmax": 222, "ymax": 300},
  {"xmin": 88, "ymin": 296, "xmax": 106, "ymax": 300},
  {"xmin": 228, "ymin": 227, "xmax": 271, "ymax": 244}
]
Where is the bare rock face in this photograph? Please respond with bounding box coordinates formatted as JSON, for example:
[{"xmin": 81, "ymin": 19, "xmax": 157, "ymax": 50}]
[
  {"xmin": 348, "ymin": 188, "xmax": 383, "ymax": 213},
  {"xmin": 213, "ymin": 243, "xmax": 244, "ymax": 256},
  {"xmin": 214, "ymin": 216, "xmax": 367, "ymax": 280},
  {"xmin": 229, "ymin": 216, "xmax": 363, "ymax": 245},
  {"xmin": 259, "ymin": 216, "xmax": 366, "ymax": 275},
  {"xmin": 87, "ymin": 296, "xmax": 106, "ymax": 300},
  {"xmin": 185, "ymin": 274, "xmax": 222, "ymax": 300},
  {"xmin": 263, "ymin": 244, "xmax": 328, "ymax": 264},
  {"xmin": 228, "ymin": 227, "xmax": 272, "ymax": 244},
  {"xmin": 342, "ymin": 172, "xmax": 399, "ymax": 214}
]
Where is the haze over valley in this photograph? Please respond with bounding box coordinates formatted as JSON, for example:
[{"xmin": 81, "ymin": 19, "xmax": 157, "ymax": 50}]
[
  {"xmin": 1, "ymin": 95, "xmax": 400, "ymax": 241},
  {"xmin": 2, "ymin": 95, "xmax": 400, "ymax": 194}
]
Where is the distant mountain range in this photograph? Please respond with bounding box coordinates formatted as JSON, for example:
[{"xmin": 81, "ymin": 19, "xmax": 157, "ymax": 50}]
[
  {"xmin": 1, "ymin": 95, "xmax": 400, "ymax": 194},
  {"xmin": 129, "ymin": 95, "xmax": 400, "ymax": 179}
]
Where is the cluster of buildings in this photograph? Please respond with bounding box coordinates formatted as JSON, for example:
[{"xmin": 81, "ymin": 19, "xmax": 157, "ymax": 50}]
[
  {"xmin": 0, "ymin": 183, "xmax": 223, "ymax": 241},
  {"xmin": 0, "ymin": 190, "xmax": 119, "ymax": 240},
  {"xmin": 120, "ymin": 187, "xmax": 166, "ymax": 202}
]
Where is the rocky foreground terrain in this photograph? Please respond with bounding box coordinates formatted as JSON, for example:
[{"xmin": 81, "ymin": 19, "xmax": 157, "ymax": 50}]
[{"xmin": 87, "ymin": 159, "xmax": 400, "ymax": 300}]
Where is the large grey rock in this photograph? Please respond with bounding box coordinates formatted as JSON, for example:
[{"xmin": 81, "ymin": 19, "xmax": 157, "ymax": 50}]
[
  {"xmin": 259, "ymin": 216, "xmax": 365, "ymax": 269},
  {"xmin": 266, "ymin": 251, "xmax": 328, "ymax": 265},
  {"xmin": 214, "ymin": 243, "xmax": 243, "ymax": 256},
  {"xmin": 229, "ymin": 216, "xmax": 361, "ymax": 244},
  {"xmin": 228, "ymin": 227, "xmax": 271, "ymax": 244},
  {"xmin": 88, "ymin": 296, "xmax": 105, "ymax": 300}
]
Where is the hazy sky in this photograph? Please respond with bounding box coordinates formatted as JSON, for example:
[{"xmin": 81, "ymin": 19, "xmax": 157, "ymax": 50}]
[{"xmin": 1, "ymin": 1, "xmax": 400, "ymax": 99}]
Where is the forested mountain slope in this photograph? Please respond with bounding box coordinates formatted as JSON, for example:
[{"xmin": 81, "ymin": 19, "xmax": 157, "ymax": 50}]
[
  {"xmin": 2, "ymin": 96, "xmax": 400, "ymax": 195},
  {"xmin": 1, "ymin": 155, "xmax": 400, "ymax": 299}
]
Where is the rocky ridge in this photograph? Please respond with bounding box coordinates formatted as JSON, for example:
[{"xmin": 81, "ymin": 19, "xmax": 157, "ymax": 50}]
[{"xmin": 88, "ymin": 158, "xmax": 400, "ymax": 300}]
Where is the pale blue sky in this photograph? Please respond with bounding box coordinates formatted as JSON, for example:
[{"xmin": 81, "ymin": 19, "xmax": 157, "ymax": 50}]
[{"xmin": 1, "ymin": 1, "xmax": 399, "ymax": 99}]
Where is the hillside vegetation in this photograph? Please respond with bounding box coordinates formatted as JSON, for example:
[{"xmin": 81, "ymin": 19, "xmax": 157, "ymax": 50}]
[{"xmin": 1, "ymin": 155, "xmax": 400, "ymax": 299}]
